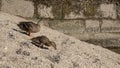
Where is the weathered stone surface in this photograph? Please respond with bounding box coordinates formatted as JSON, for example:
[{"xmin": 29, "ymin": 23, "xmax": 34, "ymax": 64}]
[
  {"xmin": 101, "ymin": 20, "xmax": 120, "ymax": 32},
  {"xmin": 117, "ymin": 4, "xmax": 120, "ymax": 19},
  {"xmin": 85, "ymin": 20, "xmax": 100, "ymax": 33},
  {"xmin": 100, "ymin": 4, "xmax": 117, "ymax": 19},
  {"xmin": 65, "ymin": 12, "xmax": 85, "ymax": 19},
  {"xmin": 0, "ymin": 12, "xmax": 120, "ymax": 68},
  {"xmin": 38, "ymin": 5, "xmax": 54, "ymax": 18},
  {"xmin": 1, "ymin": 0, "xmax": 34, "ymax": 17}
]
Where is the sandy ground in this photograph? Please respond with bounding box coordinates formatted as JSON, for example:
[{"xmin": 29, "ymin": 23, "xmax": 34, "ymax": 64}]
[{"xmin": 0, "ymin": 12, "xmax": 120, "ymax": 68}]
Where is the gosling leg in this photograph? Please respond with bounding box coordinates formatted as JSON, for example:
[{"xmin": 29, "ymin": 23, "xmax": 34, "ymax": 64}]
[
  {"xmin": 28, "ymin": 31, "xmax": 31, "ymax": 36},
  {"xmin": 40, "ymin": 43, "xmax": 44, "ymax": 48}
]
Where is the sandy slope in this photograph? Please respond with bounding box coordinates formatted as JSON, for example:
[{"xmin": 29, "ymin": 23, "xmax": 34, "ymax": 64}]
[{"xmin": 0, "ymin": 12, "xmax": 120, "ymax": 68}]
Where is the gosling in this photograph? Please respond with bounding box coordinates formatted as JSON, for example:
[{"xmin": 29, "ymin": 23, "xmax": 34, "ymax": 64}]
[
  {"xmin": 31, "ymin": 36, "xmax": 57, "ymax": 50},
  {"xmin": 17, "ymin": 19, "xmax": 41, "ymax": 36}
]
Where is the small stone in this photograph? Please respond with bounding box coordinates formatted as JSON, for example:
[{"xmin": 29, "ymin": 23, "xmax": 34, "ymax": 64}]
[
  {"xmin": 31, "ymin": 57, "xmax": 38, "ymax": 60},
  {"xmin": 4, "ymin": 47, "xmax": 8, "ymax": 50},
  {"xmin": 117, "ymin": 62, "xmax": 120, "ymax": 65},
  {"xmin": 22, "ymin": 51, "xmax": 30, "ymax": 56},
  {"xmin": 93, "ymin": 58, "xmax": 100, "ymax": 63},
  {"xmin": 3, "ymin": 65, "xmax": 11, "ymax": 68},
  {"xmin": 47, "ymin": 55, "xmax": 60, "ymax": 63},
  {"xmin": 20, "ymin": 41, "xmax": 30, "ymax": 48},
  {"xmin": 50, "ymin": 64, "xmax": 54, "ymax": 68},
  {"xmin": 16, "ymin": 49, "xmax": 22, "ymax": 55},
  {"xmin": 71, "ymin": 41, "xmax": 75, "ymax": 44},
  {"xmin": 8, "ymin": 32, "xmax": 15, "ymax": 39},
  {"xmin": 72, "ymin": 62, "xmax": 79, "ymax": 68}
]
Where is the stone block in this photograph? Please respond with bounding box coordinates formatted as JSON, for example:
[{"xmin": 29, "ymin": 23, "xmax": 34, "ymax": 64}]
[
  {"xmin": 38, "ymin": 5, "xmax": 54, "ymax": 18},
  {"xmin": 85, "ymin": 20, "xmax": 100, "ymax": 33},
  {"xmin": 101, "ymin": 20, "xmax": 120, "ymax": 32},
  {"xmin": 100, "ymin": 4, "xmax": 117, "ymax": 19},
  {"xmin": 48, "ymin": 20, "xmax": 85, "ymax": 34},
  {"xmin": 1, "ymin": 0, "xmax": 34, "ymax": 17},
  {"xmin": 116, "ymin": 4, "xmax": 120, "ymax": 19}
]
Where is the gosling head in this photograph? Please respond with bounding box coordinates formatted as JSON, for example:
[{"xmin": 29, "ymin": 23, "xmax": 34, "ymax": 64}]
[{"xmin": 49, "ymin": 41, "xmax": 57, "ymax": 50}]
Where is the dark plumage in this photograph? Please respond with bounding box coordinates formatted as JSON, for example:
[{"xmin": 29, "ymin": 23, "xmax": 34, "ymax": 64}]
[
  {"xmin": 18, "ymin": 20, "xmax": 40, "ymax": 36},
  {"xmin": 31, "ymin": 36, "xmax": 57, "ymax": 50}
]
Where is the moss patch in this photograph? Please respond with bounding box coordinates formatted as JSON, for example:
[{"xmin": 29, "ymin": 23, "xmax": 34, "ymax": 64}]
[{"xmin": 83, "ymin": 5, "xmax": 97, "ymax": 17}]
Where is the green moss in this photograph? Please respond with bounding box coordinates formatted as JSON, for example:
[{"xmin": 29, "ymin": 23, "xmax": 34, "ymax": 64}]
[
  {"xmin": 52, "ymin": 5, "xmax": 62, "ymax": 19},
  {"xmin": 83, "ymin": 5, "xmax": 97, "ymax": 17},
  {"xmin": 51, "ymin": 0, "xmax": 73, "ymax": 19}
]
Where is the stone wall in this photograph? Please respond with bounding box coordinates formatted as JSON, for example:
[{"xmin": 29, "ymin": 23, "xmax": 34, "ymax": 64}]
[
  {"xmin": 1, "ymin": 0, "xmax": 120, "ymax": 19},
  {"xmin": 0, "ymin": 0, "xmax": 120, "ymax": 40}
]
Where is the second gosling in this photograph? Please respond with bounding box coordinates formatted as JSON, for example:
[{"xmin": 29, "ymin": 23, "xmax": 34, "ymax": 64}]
[
  {"xmin": 17, "ymin": 19, "xmax": 41, "ymax": 36},
  {"xmin": 31, "ymin": 36, "xmax": 57, "ymax": 50}
]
